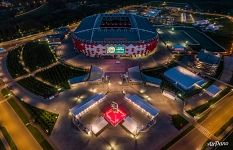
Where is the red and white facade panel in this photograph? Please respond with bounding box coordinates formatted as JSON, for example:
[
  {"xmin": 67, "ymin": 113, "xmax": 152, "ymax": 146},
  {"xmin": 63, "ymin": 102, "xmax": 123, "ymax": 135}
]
[{"xmin": 73, "ymin": 38, "xmax": 159, "ymax": 58}]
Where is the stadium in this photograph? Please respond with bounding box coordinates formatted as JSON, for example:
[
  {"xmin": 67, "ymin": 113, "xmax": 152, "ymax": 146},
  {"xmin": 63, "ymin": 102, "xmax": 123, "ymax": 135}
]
[{"xmin": 72, "ymin": 13, "xmax": 159, "ymax": 58}]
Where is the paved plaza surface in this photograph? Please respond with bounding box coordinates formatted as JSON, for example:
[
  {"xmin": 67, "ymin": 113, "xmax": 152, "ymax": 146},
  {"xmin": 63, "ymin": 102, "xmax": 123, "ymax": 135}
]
[{"xmin": 1, "ymin": 34, "xmax": 232, "ymax": 150}]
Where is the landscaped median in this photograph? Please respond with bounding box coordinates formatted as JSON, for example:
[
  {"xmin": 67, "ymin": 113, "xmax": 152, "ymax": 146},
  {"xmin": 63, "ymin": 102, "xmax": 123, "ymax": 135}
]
[
  {"xmin": 186, "ymin": 87, "xmax": 232, "ymax": 119},
  {"xmin": 0, "ymin": 139, "xmax": 5, "ymax": 150},
  {"xmin": 171, "ymin": 114, "xmax": 189, "ymax": 130},
  {"xmin": 35, "ymin": 64, "xmax": 88, "ymax": 89},
  {"xmin": 22, "ymin": 102, "xmax": 58, "ymax": 135},
  {"xmin": 1, "ymin": 89, "xmax": 55, "ymax": 150},
  {"xmin": 0, "ymin": 126, "xmax": 18, "ymax": 150},
  {"xmin": 22, "ymin": 41, "xmax": 56, "ymax": 71},
  {"xmin": 17, "ymin": 76, "xmax": 58, "ymax": 98},
  {"xmin": 6, "ymin": 46, "xmax": 28, "ymax": 78}
]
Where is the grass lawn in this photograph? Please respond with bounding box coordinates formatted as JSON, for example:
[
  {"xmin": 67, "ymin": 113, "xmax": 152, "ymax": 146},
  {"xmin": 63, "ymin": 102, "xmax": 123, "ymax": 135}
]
[
  {"xmin": 17, "ymin": 77, "xmax": 57, "ymax": 98},
  {"xmin": 7, "ymin": 97, "xmax": 29, "ymax": 124},
  {"xmin": 22, "ymin": 102, "xmax": 58, "ymax": 135},
  {"xmin": 36, "ymin": 64, "xmax": 88, "ymax": 89},
  {"xmin": 0, "ymin": 126, "xmax": 18, "ymax": 150},
  {"xmin": 6, "ymin": 96, "xmax": 54, "ymax": 149},
  {"xmin": 6, "ymin": 46, "xmax": 28, "ymax": 78},
  {"xmin": 0, "ymin": 139, "xmax": 5, "ymax": 150},
  {"xmin": 27, "ymin": 125, "xmax": 53, "ymax": 150},
  {"xmin": 22, "ymin": 41, "xmax": 56, "ymax": 71},
  {"xmin": 171, "ymin": 114, "xmax": 189, "ymax": 130},
  {"xmin": 0, "ymin": 88, "xmax": 11, "ymax": 98}
]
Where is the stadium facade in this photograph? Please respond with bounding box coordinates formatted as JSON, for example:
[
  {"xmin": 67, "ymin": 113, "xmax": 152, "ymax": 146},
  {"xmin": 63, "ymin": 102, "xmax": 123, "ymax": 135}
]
[{"xmin": 73, "ymin": 13, "xmax": 159, "ymax": 58}]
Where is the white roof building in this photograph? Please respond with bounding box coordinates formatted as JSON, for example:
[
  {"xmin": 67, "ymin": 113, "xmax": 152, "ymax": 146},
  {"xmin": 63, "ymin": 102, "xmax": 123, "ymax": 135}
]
[
  {"xmin": 91, "ymin": 116, "xmax": 108, "ymax": 135},
  {"xmin": 122, "ymin": 116, "xmax": 138, "ymax": 135},
  {"xmin": 69, "ymin": 94, "xmax": 106, "ymax": 119},
  {"xmin": 164, "ymin": 66, "xmax": 205, "ymax": 91},
  {"xmin": 124, "ymin": 94, "xmax": 159, "ymax": 119}
]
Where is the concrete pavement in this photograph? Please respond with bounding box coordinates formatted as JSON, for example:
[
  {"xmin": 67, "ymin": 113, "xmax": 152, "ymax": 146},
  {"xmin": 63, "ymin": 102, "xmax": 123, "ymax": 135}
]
[{"xmin": 0, "ymin": 100, "xmax": 42, "ymax": 150}]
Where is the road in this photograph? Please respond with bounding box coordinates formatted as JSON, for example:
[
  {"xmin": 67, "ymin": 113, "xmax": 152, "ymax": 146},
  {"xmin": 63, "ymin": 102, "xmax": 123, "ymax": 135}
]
[
  {"xmin": 169, "ymin": 91, "xmax": 233, "ymax": 150},
  {"xmin": 0, "ymin": 100, "xmax": 42, "ymax": 150},
  {"xmin": 0, "ymin": 22, "xmax": 80, "ymax": 50}
]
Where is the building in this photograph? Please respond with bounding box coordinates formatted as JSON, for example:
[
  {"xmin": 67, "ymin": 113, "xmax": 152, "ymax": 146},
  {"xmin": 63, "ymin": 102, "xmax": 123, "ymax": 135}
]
[
  {"xmin": 73, "ymin": 13, "xmax": 159, "ymax": 58},
  {"xmin": 91, "ymin": 116, "xmax": 108, "ymax": 135},
  {"xmin": 124, "ymin": 94, "xmax": 159, "ymax": 119},
  {"xmin": 142, "ymin": 73, "xmax": 162, "ymax": 87},
  {"xmin": 205, "ymin": 84, "xmax": 222, "ymax": 97},
  {"xmin": 194, "ymin": 50, "xmax": 221, "ymax": 76},
  {"xmin": 143, "ymin": 9, "xmax": 161, "ymax": 18},
  {"xmin": 164, "ymin": 66, "xmax": 206, "ymax": 91},
  {"xmin": 0, "ymin": 48, "xmax": 5, "ymax": 54},
  {"xmin": 54, "ymin": 27, "xmax": 70, "ymax": 35},
  {"xmin": 45, "ymin": 34, "xmax": 64, "ymax": 44},
  {"xmin": 127, "ymin": 66, "xmax": 143, "ymax": 83},
  {"xmin": 122, "ymin": 116, "xmax": 139, "ymax": 135},
  {"xmin": 0, "ymin": 1, "xmax": 13, "ymax": 7},
  {"xmin": 171, "ymin": 44, "xmax": 186, "ymax": 53},
  {"xmin": 69, "ymin": 94, "xmax": 106, "ymax": 119},
  {"xmin": 68, "ymin": 74, "xmax": 89, "ymax": 87},
  {"xmin": 193, "ymin": 20, "xmax": 209, "ymax": 26}
]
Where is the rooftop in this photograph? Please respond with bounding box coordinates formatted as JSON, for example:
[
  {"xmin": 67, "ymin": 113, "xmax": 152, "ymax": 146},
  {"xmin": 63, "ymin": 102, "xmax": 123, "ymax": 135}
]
[
  {"xmin": 206, "ymin": 84, "xmax": 222, "ymax": 97},
  {"xmin": 196, "ymin": 50, "xmax": 221, "ymax": 64},
  {"xmin": 164, "ymin": 66, "xmax": 205, "ymax": 91},
  {"xmin": 70, "ymin": 94, "xmax": 106, "ymax": 118},
  {"xmin": 74, "ymin": 13, "xmax": 158, "ymax": 43},
  {"xmin": 124, "ymin": 94, "xmax": 159, "ymax": 118}
]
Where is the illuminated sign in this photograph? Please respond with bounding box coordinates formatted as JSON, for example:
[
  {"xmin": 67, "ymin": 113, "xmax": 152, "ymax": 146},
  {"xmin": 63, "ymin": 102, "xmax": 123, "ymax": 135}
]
[
  {"xmin": 106, "ymin": 45, "xmax": 125, "ymax": 54},
  {"xmin": 107, "ymin": 46, "xmax": 115, "ymax": 54}
]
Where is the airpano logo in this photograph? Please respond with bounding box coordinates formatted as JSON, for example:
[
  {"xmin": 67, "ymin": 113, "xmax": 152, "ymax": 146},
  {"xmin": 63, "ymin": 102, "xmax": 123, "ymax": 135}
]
[{"xmin": 207, "ymin": 141, "xmax": 229, "ymax": 147}]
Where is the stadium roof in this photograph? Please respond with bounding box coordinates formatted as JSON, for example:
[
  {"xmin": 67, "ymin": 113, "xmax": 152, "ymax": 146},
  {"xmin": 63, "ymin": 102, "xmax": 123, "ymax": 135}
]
[
  {"xmin": 197, "ymin": 50, "xmax": 221, "ymax": 65},
  {"xmin": 74, "ymin": 13, "xmax": 158, "ymax": 43},
  {"xmin": 164, "ymin": 66, "xmax": 205, "ymax": 91},
  {"xmin": 124, "ymin": 94, "xmax": 159, "ymax": 118}
]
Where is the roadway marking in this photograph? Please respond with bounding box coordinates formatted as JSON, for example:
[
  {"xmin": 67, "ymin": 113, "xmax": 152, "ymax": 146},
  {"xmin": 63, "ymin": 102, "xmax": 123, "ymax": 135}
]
[{"xmin": 194, "ymin": 123, "xmax": 219, "ymax": 140}]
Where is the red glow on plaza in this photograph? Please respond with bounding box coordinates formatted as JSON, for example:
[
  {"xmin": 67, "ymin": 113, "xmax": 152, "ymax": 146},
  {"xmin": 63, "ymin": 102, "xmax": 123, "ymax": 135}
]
[{"xmin": 103, "ymin": 108, "xmax": 127, "ymax": 127}]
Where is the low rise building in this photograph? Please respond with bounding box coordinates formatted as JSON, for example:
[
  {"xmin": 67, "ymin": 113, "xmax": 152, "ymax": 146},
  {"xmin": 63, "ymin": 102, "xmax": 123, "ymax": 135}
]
[
  {"xmin": 194, "ymin": 50, "xmax": 221, "ymax": 76},
  {"xmin": 164, "ymin": 66, "xmax": 206, "ymax": 91}
]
